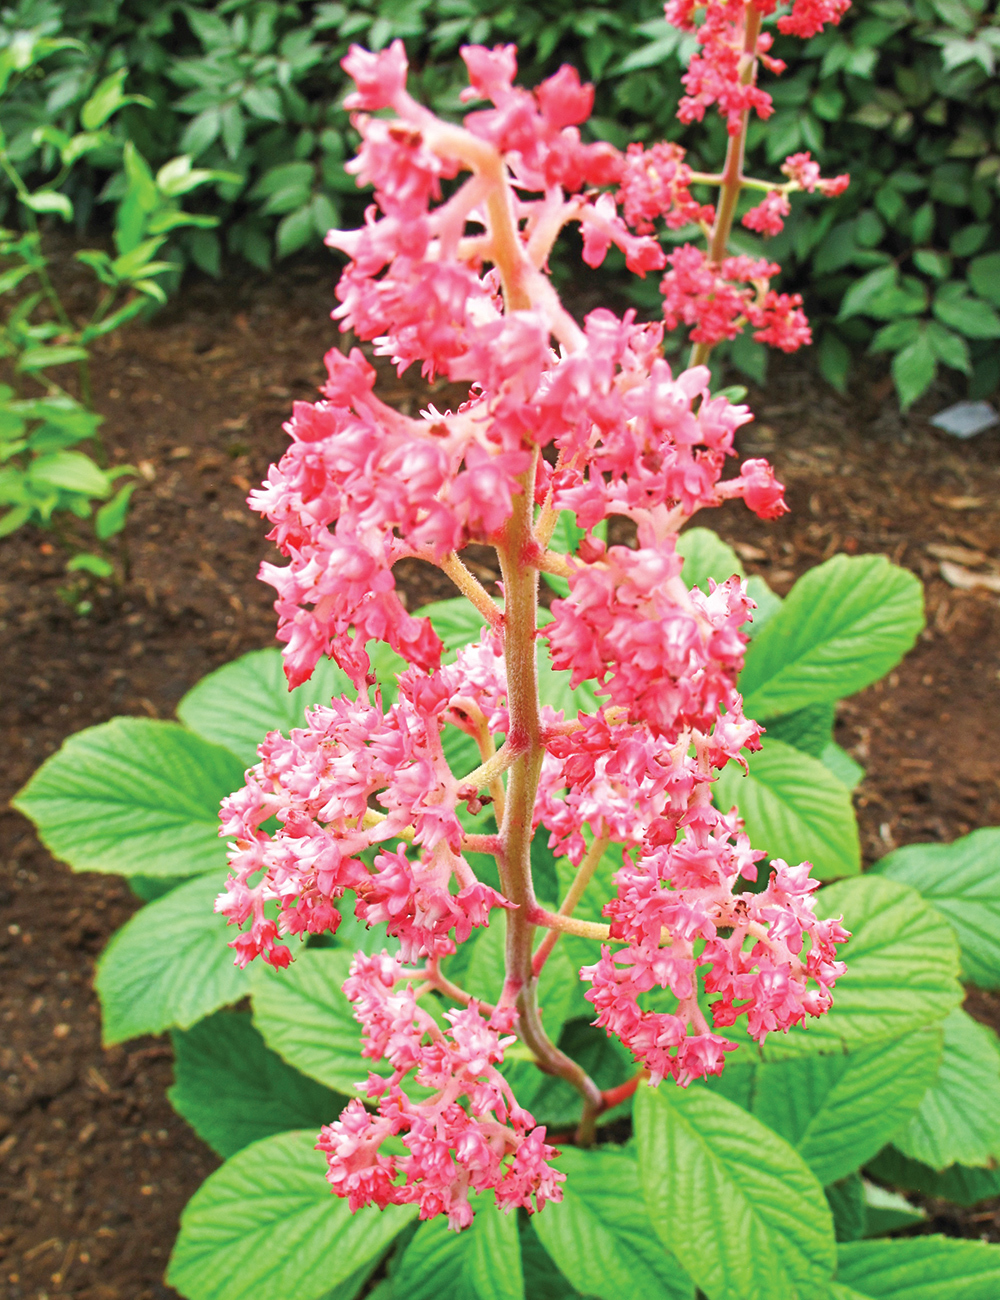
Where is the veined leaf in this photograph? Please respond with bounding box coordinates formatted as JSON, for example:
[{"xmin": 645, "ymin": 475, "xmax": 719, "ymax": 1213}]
[
  {"xmin": 531, "ymin": 1146, "xmax": 694, "ymax": 1300},
  {"xmin": 759, "ymin": 876, "xmax": 962, "ymax": 1060},
  {"xmin": 178, "ymin": 647, "xmax": 355, "ymax": 766},
  {"xmin": 169, "ymin": 1010, "xmax": 347, "ymax": 1158},
  {"xmin": 677, "ymin": 526, "xmax": 744, "ymax": 594},
  {"xmin": 250, "ymin": 949, "xmax": 375, "ymax": 1094},
  {"xmin": 865, "ymin": 1146, "xmax": 1000, "ymax": 1208},
  {"xmin": 713, "ymin": 736, "xmax": 860, "ymax": 880},
  {"xmin": 871, "ymin": 828, "xmax": 1000, "ymax": 988},
  {"xmin": 738, "ymin": 555, "xmax": 924, "ymax": 719},
  {"xmin": 751, "ymin": 1029, "xmax": 942, "ymax": 1185},
  {"xmin": 12, "ymin": 718, "xmax": 244, "ymax": 878},
  {"xmin": 837, "ymin": 1236, "xmax": 1000, "ymax": 1299},
  {"xmin": 391, "ymin": 1197, "xmax": 523, "ymax": 1300},
  {"xmin": 95, "ymin": 871, "xmax": 248, "ymax": 1044},
  {"xmin": 167, "ymin": 1130, "xmax": 415, "ymax": 1300},
  {"xmin": 891, "ymin": 1008, "xmax": 1000, "ymax": 1170},
  {"xmin": 635, "ymin": 1084, "xmax": 836, "ymax": 1300}
]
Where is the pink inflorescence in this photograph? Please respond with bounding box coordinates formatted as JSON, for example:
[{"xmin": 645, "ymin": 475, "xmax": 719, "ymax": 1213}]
[
  {"xmin": 317, "ymin": 952, "xmax": 563, "ymax": 1228},
  {"xmin": 217, "ymin": 31, "xmax": 853, "ymax": 1229}
]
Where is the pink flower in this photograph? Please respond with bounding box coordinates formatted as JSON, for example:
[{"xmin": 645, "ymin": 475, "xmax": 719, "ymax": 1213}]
[
  {"xmin": 742, "ymin": 190, "xmax": 791, "ymax": 236},
  {"xmin": 342, "ymin": 40, "xmax": 409, "ymax": 111},
  {"xmin": 317, "ymin": 952, "xmax": 565, "ymax": 1227}
]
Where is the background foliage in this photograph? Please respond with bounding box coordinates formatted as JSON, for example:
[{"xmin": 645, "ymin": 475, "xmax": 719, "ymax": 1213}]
[{"xmin": 0, "ymin": 0, "xmax": 996, "ymax": 404}]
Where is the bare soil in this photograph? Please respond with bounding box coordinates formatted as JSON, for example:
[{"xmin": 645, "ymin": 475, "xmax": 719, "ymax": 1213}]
[{"xmin": 2, "ymin": 259, "xmax": 1000, "ymax": 1297}]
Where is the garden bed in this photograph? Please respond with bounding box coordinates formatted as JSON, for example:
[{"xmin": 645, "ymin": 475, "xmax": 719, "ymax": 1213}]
[{"xmin": 2, "ymin": 262, "xmax": 1000, "ymax": 1298}]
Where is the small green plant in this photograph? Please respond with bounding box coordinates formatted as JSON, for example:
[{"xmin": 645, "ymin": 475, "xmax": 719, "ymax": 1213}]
[{"xmin": 0, "ymin": 30, "xmax": 234, "ymax": 571}]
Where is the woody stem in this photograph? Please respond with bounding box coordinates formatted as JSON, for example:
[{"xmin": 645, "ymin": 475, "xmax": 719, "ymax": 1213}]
[
  {"xmin": 690, "ymin": 5, "xmax": 763, "ymax": 370},
  {"xmin": 496, "ymin": 454, "xmax": 603, "ymax": 1142}
]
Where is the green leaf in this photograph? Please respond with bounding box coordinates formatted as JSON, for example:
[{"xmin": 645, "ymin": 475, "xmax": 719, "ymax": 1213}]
[
  {"xmin": 891, "ymin": 1008, "xmax": 1000, "ymax": 1170},
  {"xmin": 467, "ymin": 1201, "xmax": 524, "ymax": 1300},
  {"xmin": 713, "ymin": 736, "xmax": 860, "ymax": 880},
  {"xmin": 28, "ymin": 449, "xmax": 108, "ymax": 497},
  {"xmin": 838, "ymin": 265, "xmax": 898, "ymax": 320},
  {"xmin": 392, "ymin": 1199, "xmax": 523, "ymax": 1300},
  {"xmin": 750, "ymin": 1030, "xmax": 943, "ymax": 1185},
  {"xmin": 865, "ymin": 1146, "xmax": 1000, "ymax": 1207},
  {"xmin": 912, "ymin": 249, "xmax": 949, "ymax": 279},
  {"xmin": 968, "ymin": 252, "xmax": 1000, "ymax": 307},
  {"xmin": 892, "ymin": 331, "xmax": 937, "ymax": 410},
  {"xmin": 81, "ymin": 68, "xmax": 151, "ymax": 129},
  {"xmin": 926, "ymin": 321, "xmax": 971, "ymax": 373},
  {"xmin": 12, "ymin": 718, "xmax": 245, "ymax": 878},
  {"xmin": 95, "ymin": 871, "xmax": 248, "ymax": 1043},
  {"xmin": 635, "ymin": 1084, "xmax": 835, "ymax": 1300},
  {"xmin": 738, "ymin": 555, "xmax": 924, "ymax": 719},
  {"xmin": 167, "ymin": 1130, "xmax": 415, "ymax": 1300},
  {"xmin": 531, "ymin": 1147, "xmax": 694, "ymax": 1300},
  {"xmin": 871, "ymin": 828, "xmax": 1000, "ymax": 987},
  {"xmin": 826, "ymin": 1174, "xmax": 866, "ymax": 1243},
  {"xmin": 763, "ymin": 702, "xmax": 835, "ymax": 758},
  {"xmin": 932, "ymin": 292, "xmax": 1000, "ymax": 340},
  {"xmin": 277, "ymin": 204, "xmax": 317, "ymax": 258},
  {"xmin": 417, "ymin": 597, "xmax": 491, "ymax": 654},
  {"xmin": 676, "ymin": 526, "xmax": 744, "ymax": 594},
  {"xmin": 251, "ymin": 949, "xmax": 374, "ymax": 1094},
  {"xmin": 169, "ymin": 1010, "xmax": 346, "ymax": 1158},
  {"xmin": 820, "ymin": 743, "xmax": 865, "ymax": 792},
  {"xmin": 66, "ymin": 552, "xmax": 114, "ymax": 578},
  {"xmin": 837, "ymin": 1236, "xmax": 1000, "ymax": 1299},
  {"xmin": 759, "ymin": 876, "xmax": 962, "ymax": 1060},
  {"xmin": 177, "ymin": 647, "xmax": 355, "ymax": 766},
  {"xmin": 17, "ymin": 345, "xmax": 90, "ymax": 371},
  {"xmin": 22, "ymin": 190, "xmax": 73, "ymax": 221},
  {"xmin": 861, "ymin": 1182, "xmax": 926, "ymax": 1236},
  {"xmin": 95, "ymin": 481, "xmax": 137, "ymax": 539}
]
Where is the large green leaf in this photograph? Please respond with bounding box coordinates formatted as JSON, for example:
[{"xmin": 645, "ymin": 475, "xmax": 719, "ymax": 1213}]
[
  {"xmin": 865, "ymin": 1146, "xmax": 1000, "ymax": 1208},
  {"xmin": 13, "ymin": 717, "xmax": 244, "ymax": 878},
  {"xmin": 837, "ymin": 1237, "xmax": 1000, "ymax": 1299},
  {"xmin": 166, "ymin": 1129, "xmax": 415, "ymax": 1300},
  {"xmin": 764, "ymin": 702, "xmax": 836, "ymax": 758},
  {"xmin": 169, "ymin": 1010, "xmax": 347, "ymax": 1158},
  {"xmin": 759, "ymin": 876, "xmax": 962, "ymax": 1059},
  {"xmin": 713, "ymin": 737, "xmax": 860, "ymax": 880},
  {"xmin": 418, "ymin": 597, "xmax": 492, "ymax": 653},
  {"xmin": 677, "ymin": 526, "xmax": 744, "ymax": 593},
  {"xmin": 390, "ymin": 1199, "xmax": 523, "ymax": 1300},
  {"xmin": 892, "ymin": 1008, "xmax": 1000, "ymax": 1170},
  {"xmin": 251, "ymin": 949, "xmax": 375, "ymax": 1094},
  {"xmin": 177, "ymin": 647, "xmax": 355, "ymax": 767},
  {"xmin": 95, "ymin": 871, "xmax": 249, "ymax": 1043},
  {"xmin": 635, "ymin": 1084, "xmax": 836, "ymax": 1300},
  {"xmin": 871, "ymin": 829, "xmax": 1000, "ymax": 988},
  {"xmin": 751, "ymin": 1029, "xmax": 943, "ymax": 1186},
  {"xmin": 738, "ymin": 555, "xmax": 924, "ymax": 719},
  {"xmin": 531, "ymin": 1146, "xmax": 693, "ymax": 1300}
]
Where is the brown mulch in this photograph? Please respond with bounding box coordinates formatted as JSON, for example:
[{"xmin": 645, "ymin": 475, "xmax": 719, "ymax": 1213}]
[{"xmin": 2, "ymin": 261, "xmax": 1000, "ymax": 1298}]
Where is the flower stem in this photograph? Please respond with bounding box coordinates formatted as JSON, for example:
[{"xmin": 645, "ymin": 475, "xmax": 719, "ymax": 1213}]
[
  {"xmin": 533, "ymin": 835, "xmax": 611, "ymax": 976},
  {"xmin": 689, "ymin": 5, "xmax": 763, "ymax": 370},
  {"xmin": 496, "ymin": 458, "xmax": 603, "ymax": 1135}
]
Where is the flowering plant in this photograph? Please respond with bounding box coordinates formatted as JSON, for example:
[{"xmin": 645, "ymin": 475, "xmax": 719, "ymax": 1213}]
[
  {"xmin": 15, "ymin": 7, "xmax": 1000, "ymax": 1300},
  {"xmin": 205, "ymin": 12, "xmax": 864, "ymax": 1221}
]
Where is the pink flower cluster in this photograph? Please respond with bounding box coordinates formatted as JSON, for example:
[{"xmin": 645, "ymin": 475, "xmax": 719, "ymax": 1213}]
[
  {"xmin": 217, "ymin": 31, "xmax": 855, "ymax": 1231},
  {"xmin": 665, "ymin": 0, "xmax": 851, "ymax": 133},
  {"xmin": 317, "ymin": 951, "xmax": 563, "ymax": 1227},
  {"xmin": 215, "ymin": 645, "xmax": 511, "ymax": 968},
  {"xmin": 582, "ymin": 801, "xmax": 849, "ymax": 1085},
  {"xmin": 659, "ymin": 245, "xmax": 811, "ymax": 351}
]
